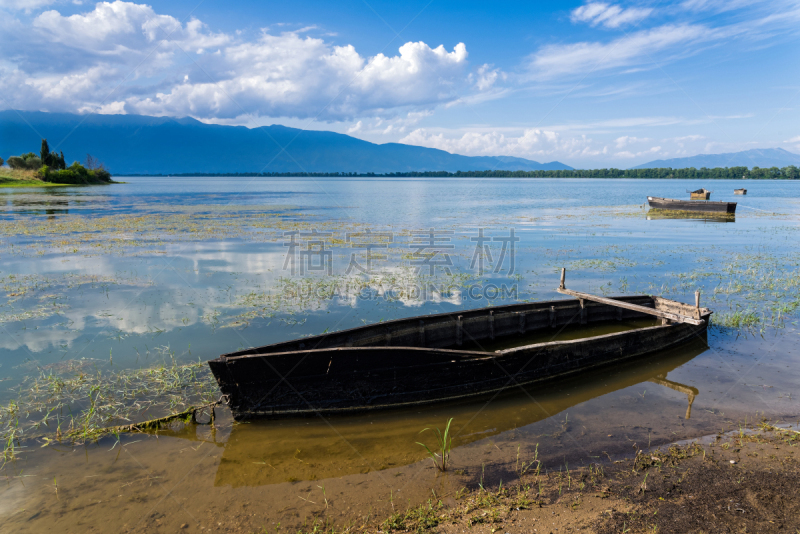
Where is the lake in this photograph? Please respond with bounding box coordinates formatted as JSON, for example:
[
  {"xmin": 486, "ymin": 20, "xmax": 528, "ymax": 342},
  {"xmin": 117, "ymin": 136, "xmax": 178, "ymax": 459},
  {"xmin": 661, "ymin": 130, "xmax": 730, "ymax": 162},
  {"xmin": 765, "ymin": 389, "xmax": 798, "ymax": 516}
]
[{"xmin": 0, "ymin": 177, "xmax": 798, "ymax": 532}]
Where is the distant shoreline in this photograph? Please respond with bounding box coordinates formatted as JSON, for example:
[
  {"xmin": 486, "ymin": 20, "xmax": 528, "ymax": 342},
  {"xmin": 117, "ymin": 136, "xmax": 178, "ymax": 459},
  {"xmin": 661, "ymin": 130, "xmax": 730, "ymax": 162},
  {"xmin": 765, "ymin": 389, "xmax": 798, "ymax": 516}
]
[{"xmin": 115, "ymin": 167, "xmax": 799, "ymax": 180}]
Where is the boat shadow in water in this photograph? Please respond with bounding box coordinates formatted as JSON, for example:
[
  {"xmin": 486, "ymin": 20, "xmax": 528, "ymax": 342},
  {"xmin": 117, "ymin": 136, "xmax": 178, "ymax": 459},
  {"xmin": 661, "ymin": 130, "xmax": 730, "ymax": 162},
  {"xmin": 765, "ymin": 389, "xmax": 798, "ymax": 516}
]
[
  {"xmin": 647, "ymin": 209, "xmax": 735, "ymax": 223},
  {"xmin": 206, "ymin": 335, "xmax": 706, "ymax": 487}
]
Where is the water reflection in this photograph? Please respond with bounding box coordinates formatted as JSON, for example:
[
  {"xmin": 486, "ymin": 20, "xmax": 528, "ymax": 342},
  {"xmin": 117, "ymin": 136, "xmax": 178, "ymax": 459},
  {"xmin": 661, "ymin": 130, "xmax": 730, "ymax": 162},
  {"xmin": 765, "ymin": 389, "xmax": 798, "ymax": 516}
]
[
  {"xmin": 6, "ymin": 198, "xmax": 70, "ymax": 218},
  {"xmin": 647, "ymin": 375, "xmax": 698, "ymax": 419},
  {"xmin": 202, "ymin": 337, "xmax": 707, "ymax": 487},
  {"xmin": 646, "ymin": 209, "xmax": 735, "ymax": 223}
]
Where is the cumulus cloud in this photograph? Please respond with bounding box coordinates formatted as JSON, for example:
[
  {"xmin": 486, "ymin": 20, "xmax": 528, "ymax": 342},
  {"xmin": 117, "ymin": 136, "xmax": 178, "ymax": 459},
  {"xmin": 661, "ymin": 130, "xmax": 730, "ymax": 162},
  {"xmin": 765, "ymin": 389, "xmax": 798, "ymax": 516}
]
[
  {"xmin": 0, "ymin": 1, "xmax": 470, "ymax": 121},
  {"xmin": 470, "ymin": 64, "xmax": 505, "ymax": 91},
  {"xmin": 570, "ymin": 2, "xmax": 653, "ymax": 28},
  {"xmin": 125, "ymin": 38, "xmax": 468, "ymax": 120}
]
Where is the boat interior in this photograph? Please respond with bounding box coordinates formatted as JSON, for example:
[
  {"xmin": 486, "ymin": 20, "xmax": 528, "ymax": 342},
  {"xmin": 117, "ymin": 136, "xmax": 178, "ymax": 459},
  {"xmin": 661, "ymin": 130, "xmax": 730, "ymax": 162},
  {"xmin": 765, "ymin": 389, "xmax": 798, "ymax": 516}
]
[{"xmin": 221, "ymin": 294, "xmax": 710, "ymax": 359}]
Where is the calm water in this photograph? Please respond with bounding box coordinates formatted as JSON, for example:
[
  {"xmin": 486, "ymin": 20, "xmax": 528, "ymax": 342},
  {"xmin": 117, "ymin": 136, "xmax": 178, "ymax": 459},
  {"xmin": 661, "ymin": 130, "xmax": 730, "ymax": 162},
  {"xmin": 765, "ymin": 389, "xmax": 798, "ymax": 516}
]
[{"xmin": 1, "ymin": 177, "xmax": 799, "ymax": 532}]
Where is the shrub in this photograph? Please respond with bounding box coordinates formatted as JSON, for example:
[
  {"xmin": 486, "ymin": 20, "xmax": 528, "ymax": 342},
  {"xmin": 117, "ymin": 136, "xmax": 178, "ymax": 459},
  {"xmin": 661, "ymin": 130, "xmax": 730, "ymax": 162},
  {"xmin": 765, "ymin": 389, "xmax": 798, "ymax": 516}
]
[
  {"xmin": 7, "ymin": 156, "xmax": 26, "ymax": 169},
  {"xmin": 47, "ymin": 169, "xmax": 81, "ymax": 184},
  {"xmin": 24, "ymin": 157, "xmax": 42, "ymax": 170},
  {"xmin": 93, "ymin": 168, "xmax": 112, "ymax": 182},
  {"xmin": 40, "ymin": 162, "xmax": 112, "ymax": 184},
  {"xmin": 0, "ymin": 157, "xmax": 4, "ymax": 167},
  {"xmin": 10, "ymin": 153, "xmax": 44, "ymax": 169}
]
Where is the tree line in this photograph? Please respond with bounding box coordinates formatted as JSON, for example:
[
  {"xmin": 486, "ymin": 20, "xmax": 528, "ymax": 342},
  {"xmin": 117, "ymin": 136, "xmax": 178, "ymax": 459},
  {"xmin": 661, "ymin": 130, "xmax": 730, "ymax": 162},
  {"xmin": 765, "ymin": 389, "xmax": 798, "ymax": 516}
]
[{"xmin": 122, "ymin": 165, "xmax": 800, "ymax": 179}]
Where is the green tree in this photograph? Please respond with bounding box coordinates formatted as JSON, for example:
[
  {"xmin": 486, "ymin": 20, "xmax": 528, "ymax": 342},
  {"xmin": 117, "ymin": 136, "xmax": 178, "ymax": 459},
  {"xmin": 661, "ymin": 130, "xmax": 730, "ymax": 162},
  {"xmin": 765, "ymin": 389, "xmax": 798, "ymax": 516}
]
[
  {"xmin": 7, "ymin": 156, "xmax": 24, "ymax": 169},
  {"xmin": 40, "ymin": 139, "xmax": 51, "ymax": 165}
]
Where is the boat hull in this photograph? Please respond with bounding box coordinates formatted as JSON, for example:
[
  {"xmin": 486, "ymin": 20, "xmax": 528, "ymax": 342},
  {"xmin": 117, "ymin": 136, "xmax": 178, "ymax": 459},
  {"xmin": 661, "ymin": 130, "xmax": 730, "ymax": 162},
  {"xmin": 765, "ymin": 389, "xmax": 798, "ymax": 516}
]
[
  {"xmin": 647, "ymin": 196, "xmax": 736, "ymax": 213},
  {"xmin": 209, "ymin": 296, "xmax": 711, "ymax": 419}
]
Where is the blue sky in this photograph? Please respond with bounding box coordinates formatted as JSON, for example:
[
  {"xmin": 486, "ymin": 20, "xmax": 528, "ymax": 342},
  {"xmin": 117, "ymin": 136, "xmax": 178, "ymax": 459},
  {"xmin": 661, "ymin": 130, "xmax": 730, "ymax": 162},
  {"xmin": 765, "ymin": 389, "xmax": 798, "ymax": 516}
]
[{"xmin": 1, "ymin": 0, "xmax": 799, "ymax": 167}]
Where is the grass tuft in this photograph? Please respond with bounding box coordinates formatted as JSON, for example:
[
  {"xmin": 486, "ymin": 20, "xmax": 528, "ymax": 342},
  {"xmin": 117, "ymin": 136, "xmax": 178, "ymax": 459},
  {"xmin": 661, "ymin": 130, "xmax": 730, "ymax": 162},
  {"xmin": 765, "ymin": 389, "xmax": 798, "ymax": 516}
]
[{"xmin": 416, "ymin": 417, "xmax": 454, "ymax": 472}]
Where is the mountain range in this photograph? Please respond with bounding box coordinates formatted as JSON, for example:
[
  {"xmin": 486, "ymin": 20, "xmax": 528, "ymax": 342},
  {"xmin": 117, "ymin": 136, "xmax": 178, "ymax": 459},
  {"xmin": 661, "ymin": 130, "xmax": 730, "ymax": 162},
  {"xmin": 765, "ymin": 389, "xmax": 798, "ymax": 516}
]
[
  {"xmin": 634, "ymin": 148, "xmax": 800, "ymax": 169},
  {"xmin": 0, "ymin": 111, "xmax": 571, "ymax": 174}
]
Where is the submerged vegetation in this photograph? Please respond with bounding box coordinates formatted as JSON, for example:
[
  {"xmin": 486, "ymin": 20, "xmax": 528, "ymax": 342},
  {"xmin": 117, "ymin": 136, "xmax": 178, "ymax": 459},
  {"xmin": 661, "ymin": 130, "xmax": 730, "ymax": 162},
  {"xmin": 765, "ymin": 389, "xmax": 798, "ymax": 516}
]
[
  {"xmin": 0, "ymin": 354, "xmax": 218, "ymax": 464},
  {"xmin": 649, "ymin": 249, "xmax": 800, "ymax": 333}
]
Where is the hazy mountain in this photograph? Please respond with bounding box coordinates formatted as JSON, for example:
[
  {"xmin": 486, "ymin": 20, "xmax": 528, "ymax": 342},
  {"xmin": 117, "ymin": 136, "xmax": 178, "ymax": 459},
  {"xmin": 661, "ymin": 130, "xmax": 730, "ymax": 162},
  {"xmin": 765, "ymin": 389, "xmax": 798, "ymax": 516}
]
[
  {"xmin": 634, "ymin": 148, "xmax": 800, "ymax": 169},
  {"xmin": 0, "ymin": 111, "xmax": 571, "ymax": 174}
]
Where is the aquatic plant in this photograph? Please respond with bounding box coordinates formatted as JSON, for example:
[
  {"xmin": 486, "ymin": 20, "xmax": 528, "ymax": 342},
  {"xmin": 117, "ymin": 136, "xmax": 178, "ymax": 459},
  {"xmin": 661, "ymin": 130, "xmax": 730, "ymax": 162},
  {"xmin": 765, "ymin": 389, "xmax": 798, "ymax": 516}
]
[
  {"xmin": 0, "ymin": 357, "xmax": 219, "ymax": 466},
  {"xmin": 416, "ymin": 417, "xmax": 454, "ymax": 472}
]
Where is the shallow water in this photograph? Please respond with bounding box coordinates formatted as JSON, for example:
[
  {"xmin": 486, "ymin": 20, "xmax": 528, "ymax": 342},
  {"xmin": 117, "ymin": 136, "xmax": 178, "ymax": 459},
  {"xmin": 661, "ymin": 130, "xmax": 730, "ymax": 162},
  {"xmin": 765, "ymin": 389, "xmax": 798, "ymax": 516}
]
[{"xmin": 0, "ymin": 177, "xmax": 799, "ymax": 531}]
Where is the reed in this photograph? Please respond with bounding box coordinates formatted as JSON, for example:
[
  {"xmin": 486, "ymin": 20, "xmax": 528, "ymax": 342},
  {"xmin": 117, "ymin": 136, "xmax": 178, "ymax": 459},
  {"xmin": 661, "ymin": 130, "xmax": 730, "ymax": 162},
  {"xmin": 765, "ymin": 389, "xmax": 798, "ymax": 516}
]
[{"xmin": 416, "ymin": 417, "xmax": 454, "ymax": 472}]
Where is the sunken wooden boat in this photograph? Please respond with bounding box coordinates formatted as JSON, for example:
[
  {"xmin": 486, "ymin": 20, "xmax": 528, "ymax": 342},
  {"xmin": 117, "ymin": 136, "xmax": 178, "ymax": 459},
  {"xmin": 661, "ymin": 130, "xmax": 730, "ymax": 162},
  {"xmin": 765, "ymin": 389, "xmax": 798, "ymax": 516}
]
[
  {"xmin": 734, "ymin": 188, "xmax": 747, "ymax": 195},
  {"xmin": 647, "ymin": 196, "xmax": 736, "ymax": 214},
  {"xmin": 209, "ymin": 270, "xmax": 711, "ymax": 420}
]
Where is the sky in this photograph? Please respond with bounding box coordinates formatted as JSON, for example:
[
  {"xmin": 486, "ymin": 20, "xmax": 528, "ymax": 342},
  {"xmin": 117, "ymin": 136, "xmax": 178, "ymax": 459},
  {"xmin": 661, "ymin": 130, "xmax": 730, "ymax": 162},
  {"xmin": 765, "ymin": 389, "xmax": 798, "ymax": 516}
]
[{"xmin": 1, "ymin": 0, "xmax": 799, "ymax": 168}]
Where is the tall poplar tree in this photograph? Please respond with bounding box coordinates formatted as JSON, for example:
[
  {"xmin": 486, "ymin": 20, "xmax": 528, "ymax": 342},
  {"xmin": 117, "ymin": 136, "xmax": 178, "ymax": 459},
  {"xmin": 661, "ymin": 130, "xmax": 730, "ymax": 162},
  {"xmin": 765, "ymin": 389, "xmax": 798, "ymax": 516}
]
[{"xmin": 40, "ymin": 139, "xmax": 51, "ymax": 166}]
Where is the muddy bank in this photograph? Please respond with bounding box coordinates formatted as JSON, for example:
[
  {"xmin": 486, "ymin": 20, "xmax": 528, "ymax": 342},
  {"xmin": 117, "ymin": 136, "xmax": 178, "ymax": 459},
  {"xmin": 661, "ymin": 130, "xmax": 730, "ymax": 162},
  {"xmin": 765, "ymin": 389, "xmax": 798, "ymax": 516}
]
[{"xmin": 335, "ymin": 423, "xmax": 800, "ymax": 534}]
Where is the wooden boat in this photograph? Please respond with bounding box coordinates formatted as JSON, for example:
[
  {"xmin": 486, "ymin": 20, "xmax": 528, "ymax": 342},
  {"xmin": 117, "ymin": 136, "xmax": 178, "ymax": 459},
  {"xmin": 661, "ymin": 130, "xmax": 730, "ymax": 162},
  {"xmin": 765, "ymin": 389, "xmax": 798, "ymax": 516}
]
[
  {"xmin": 689, "ymin": 188, "xmax": 711, "ymax": 200},
  {"xmin": 213, "ymin": 341, "xmax": 705, "ymax": 486},
  {"xmin": 647, "ymin": 196, "xmax": 736, "ymax": 214},
  {"xmin": 208, "ymin": 270, "xmax": 711, "ymax": 420},
  {"xmin": 734, "ymin": 188, "xmax": 747, "ymax": 195}
]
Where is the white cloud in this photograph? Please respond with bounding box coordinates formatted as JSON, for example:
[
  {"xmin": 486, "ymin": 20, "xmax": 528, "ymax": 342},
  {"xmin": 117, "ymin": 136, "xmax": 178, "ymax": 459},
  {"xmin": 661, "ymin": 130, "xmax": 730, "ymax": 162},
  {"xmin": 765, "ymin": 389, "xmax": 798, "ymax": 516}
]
[
  {"xmin": 0, "ymin": 0, "xmax": 60, "ymax": 12},
  {"xmin": 33, "ymin": 2, "xmax": 230, "ymax": 54},
  {"xmin": 0, "ymin": 1, "xmax": 470, "ymax": 121},
  {"xmin": 570, "ymin": 2, "xmax": 653, "ymax": 28},
  {"xmin": 614, "ymin": 135, "xmax": 651, "ymax": 148},
  {"xmin": 347, "ymin": 120, "xmax": 363, "ymax": 134},
  {"xmin": 614, "ymin": 145, "xmax": 662, "ymax": 158},
  {"xmin": 530, "ymin": 24, "xmax": 708, "ymax": 78},
  {"xmin": 679, "ymin": 0, "xmax": 757, "ymax": 13},
  {"xmin": 471, "ymin": 64, "xmax": 505, "ymax": 91},
  {"xmin": 668, "ymin": 134, "xmax": 704, "ymax": 148},
  {"xmin": 671, "ymin": 134, "xmax": 704, "ymax": 142},
  {"xmin": 351, "ymin": 110, "xmax": 433, "ymax": 136},
  {"xmin": 399, "ymin": 128, "xmax": 597, "ymax": 159},
  {"xmin": 784, "ymin": 135, "xmax": 800, "ymax": 144}
]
